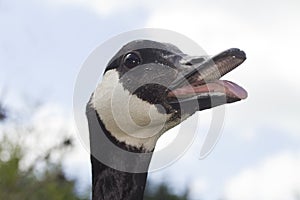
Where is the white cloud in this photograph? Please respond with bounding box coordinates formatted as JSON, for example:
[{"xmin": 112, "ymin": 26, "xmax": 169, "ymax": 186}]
[
  {"xmin": 31, "ymin": 103, "xmax": 74, "ymax": 134},
  {"xmin": 189, "ymin": 178, "xmax": 209, "ymax": 198},
  {"xmin": 48, "ymin": 0, "xmax": 143, "ymax": 15},
  {"xmin": 0, "ymin": 101, "xmax": 90, "ymax": 186},
  {"xmin": 224, "ymin": 151, "xmax": 300, "ymax": 200},
  {"xmin": 15, "ymin": 103, "xmax": 77, "ymax": 169}
]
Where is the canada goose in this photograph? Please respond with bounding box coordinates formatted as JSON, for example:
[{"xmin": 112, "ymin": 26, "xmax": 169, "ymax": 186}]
[{"xmin": 86, "ymin": 40, "xmax": 247, "ymax": 200}]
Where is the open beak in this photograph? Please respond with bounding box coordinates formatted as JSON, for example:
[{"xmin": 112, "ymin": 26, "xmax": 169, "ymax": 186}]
[{"xmin": 167, "ymin": 48, "xmax": 248, "ymax": 111}]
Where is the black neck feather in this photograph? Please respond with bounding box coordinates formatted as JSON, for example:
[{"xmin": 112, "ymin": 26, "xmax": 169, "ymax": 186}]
[
  {"xmin": 90, "ymin": 155, "xmax": 149, "ymax": 200},
  {"xmin": 86, "ymin": 104, "xmax": 153, "ymax": 200}
]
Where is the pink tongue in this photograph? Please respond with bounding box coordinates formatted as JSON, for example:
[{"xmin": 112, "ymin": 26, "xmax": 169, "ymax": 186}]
[
  {"xmin": 168, "ymin": 80, "xmax": 248, "ymax": 100},
  {"xmin": 220, "ymin": 80, "xmax": 248, "ymax": 99}
]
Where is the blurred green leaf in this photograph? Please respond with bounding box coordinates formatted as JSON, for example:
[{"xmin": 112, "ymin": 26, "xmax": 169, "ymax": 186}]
[{"xmin": 0, "ymin": 100, "xmax": 192, "ymax": 200}]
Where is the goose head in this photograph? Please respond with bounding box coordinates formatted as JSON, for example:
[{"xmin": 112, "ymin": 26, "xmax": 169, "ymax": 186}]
[{"xmin": 90, "ymin": 40, "xmax": 247, "ymax": 151}]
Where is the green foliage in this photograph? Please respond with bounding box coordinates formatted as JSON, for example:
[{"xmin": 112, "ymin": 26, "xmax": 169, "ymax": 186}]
[
  {"xmin": 0, "ymin": 136, "xmax": 89, "ymax": 200},
  {"xmin": 0, "ymin": 102, "xmax": 6, "ymax": 121},
  {"xmin": 0, "ymin": 101, "xmax": 191, "ymax": 200},
  {"xmin": 0, "ymin": 102, "xmax": 89, "ymax": 200}
]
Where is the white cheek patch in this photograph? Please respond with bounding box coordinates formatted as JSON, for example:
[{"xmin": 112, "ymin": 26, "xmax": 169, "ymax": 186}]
[{"xmin": 91, "ymin": 69, "xmax": 171, "ymax": 150}]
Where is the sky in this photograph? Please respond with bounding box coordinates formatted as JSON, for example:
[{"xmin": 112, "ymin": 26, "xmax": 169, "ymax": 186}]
[{"xmin": 1, "ymin": 0, "xmax": 300, "ymax": 199}]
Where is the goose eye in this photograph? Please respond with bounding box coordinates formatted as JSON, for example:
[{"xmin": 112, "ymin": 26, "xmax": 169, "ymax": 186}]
[{"xmin": 123, "ymin": 52, "xmax": 141, "ymax": 68}]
